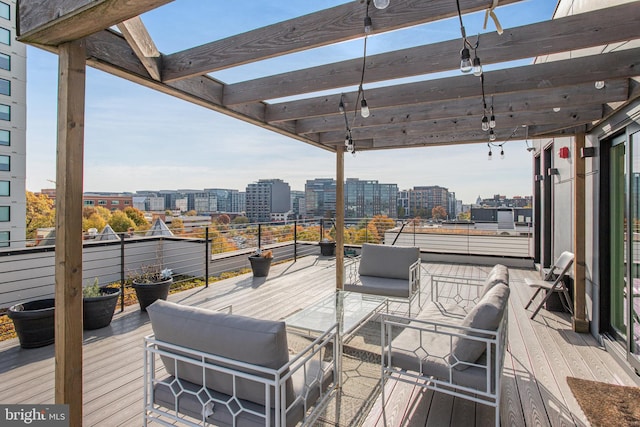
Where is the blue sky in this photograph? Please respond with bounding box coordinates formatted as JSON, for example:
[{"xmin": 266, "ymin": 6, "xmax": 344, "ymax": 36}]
[{"xmin": 25, "ymin": 0, "xmax": 558, "ymax": 204}]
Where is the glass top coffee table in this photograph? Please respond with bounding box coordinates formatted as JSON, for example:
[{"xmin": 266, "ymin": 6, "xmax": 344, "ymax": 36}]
[{"xmin": 286, "ymin": 291, "xmax": 387, "ymax": 386}]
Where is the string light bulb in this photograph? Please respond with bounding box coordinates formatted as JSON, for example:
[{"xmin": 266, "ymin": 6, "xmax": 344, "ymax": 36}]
[
  {"xmin": 500, "ymin": 146, "xmax": 505, "ymax": 159},
  {"xmin": 364, "ymin": 15, "xmax": 372, "ymax": 34},
  {"xmin": 472, "ymin": 56, "xmax": 482, "ymax": 77},
  {"xmin": 481, "ymin": 115, "xmax": 489, "ymax": 132},
  {"xmin": 373, "ymin": 0, "xmax": 390, "ymax": 9},
  {"xmin": 489, "ymin": 113, "xmax": 496, "ymax": 129},
  {"xmin": 489, "ymin": 129, "xmax": 496, "ymax": 141},
  {"xmin": 360, "ymin": 98, "xmax": 370, "ymax": 118},
  {"xmin": 460, "ymin": 47, "xmax": 472, "ymax": 73},
  {"xmin": 488, "ymin": 144, "xmax": 493, "ymax": 160}
]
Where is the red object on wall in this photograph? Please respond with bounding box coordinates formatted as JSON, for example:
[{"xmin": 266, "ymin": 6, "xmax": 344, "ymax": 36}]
[{"xmin": 559, "ymin": 147, "xmax": 569, "ymax": 159}]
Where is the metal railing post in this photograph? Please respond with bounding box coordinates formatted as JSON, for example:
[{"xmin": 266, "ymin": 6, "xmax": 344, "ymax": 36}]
[
  {"xmin": 205, "ymin": 227, "xmax": 210, "ymax": 288},
  {"xmin": 120, "ymin": 233, "xmax": 125, "ymax": 312},
  {"xmin": 320, "ymin": 218, "xmax": 324, "ymax": 240},
  {"xmin": 294, "ymin": 220, "xmax": 298, "ymax": 261},
  {"xmin": 258, "ymin": 223, "xmax": 262, "ymax": 249}
]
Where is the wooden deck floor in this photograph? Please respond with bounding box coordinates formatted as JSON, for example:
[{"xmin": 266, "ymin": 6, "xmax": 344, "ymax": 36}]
[{"xmin": 0, "ymin": 256, "xmax": 638, "ymax": 426}]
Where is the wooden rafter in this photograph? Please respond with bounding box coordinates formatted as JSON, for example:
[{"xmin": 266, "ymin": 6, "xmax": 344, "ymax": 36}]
[
  {"xmin": 116, "ymin": 16, "xmax": 162, "ymax": 81},
  {"xmin": 223, "ymin": 2, "xmax": 640, "ymax": 105},
  {"xmin": 17, "ymin": 0, "xmax": 173, "ymax": 45}
]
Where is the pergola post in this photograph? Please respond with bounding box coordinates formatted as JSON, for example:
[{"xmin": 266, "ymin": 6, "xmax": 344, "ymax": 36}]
[
  {"xmin": 573, "ymin": 132, "xmax": 588, "ymax": 333},
  {"xmin": 336, "ymin": 147, "xmax": 344, "ymax": 290},
  {"xmin": 54, "ymin": 39, "xmax": 87, "ymax": 426}
]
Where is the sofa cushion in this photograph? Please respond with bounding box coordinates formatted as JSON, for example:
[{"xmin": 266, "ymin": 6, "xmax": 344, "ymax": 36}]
[
  {"xmin": 449, "ymin": 283, "xmax": 510, "ymax": 370},
  {"xmin": 344, "ymin": 276, "xmax": 410, "ymax": 298},
  {"xmin": 358, "ymin": 243, "xmax": 419, "ymax": 280},
  {"xmin": 480, "ymin": 264, "xmax": 509, "ymax": 297},
  {"xmin": 147, "ymin": 300, "xmax": 293, "ymax": 408}
]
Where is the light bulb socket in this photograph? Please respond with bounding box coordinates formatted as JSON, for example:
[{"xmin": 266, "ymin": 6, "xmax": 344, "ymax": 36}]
[
  {"xmin": 489, "ymin": 115, "xmax": 496, "ymax": 128},
  {"xmin": 338, "ymin": 99, "xmax": 345, "ymax": 114},
  {"xmin": 364, "ymin": 15, "xmax": 372, "ymax": 34},
  {"xmin": 489, "ymin": 130, "xmax": 496, "ymax": 141},
  {"xmin": 500, "ymin": 148, "xmax": 505, "ymax": 159}
]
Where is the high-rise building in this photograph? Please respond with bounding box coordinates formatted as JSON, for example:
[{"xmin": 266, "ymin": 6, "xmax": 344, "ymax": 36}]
[
  {"xmin": 409, "ymin": 186, "xmax": 449, "ymax": 218},
  {"xmin": 245, "ymin": 179, "xmax": 291, "ymax": 223},
  {"xmin": 290, "ymin": 190, "xmax": 305, "ymax": 219},
  {"xmin": 0, "ymin": 1, "xmax": 26, "ymax": 247},
  {"xmin": 205, "ymin": 188, "xmax": 243, "ymax": 214},
  {"xmin": 305, "ymin": 178, "xmax": 336, "ymax": 219},
  {"xmin": 344, "ymin": 178, "xmax": 398, "ymax": 219}
]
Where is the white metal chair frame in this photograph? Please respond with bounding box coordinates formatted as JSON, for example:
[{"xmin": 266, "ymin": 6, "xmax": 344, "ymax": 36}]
[{"xmin": 525, "ymin": 251, "xmax": 575, "ymax": 320}]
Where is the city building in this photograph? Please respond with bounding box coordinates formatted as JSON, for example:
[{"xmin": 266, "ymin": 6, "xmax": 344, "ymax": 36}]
[
  {"xmin": 0, "ymin": 0, "xmax": 25, "ymax": 247},
  {"xmin": 408, "ymin": 185, "xmax": 450, "ymax": 218},
  {"xmin": 245, "ymin": 179, "xmax": 291, "ymax": 223},
  {"xmin": 344, "ymin": 178, "xmax": 397, "ymax": 219},
  {"xmin": 305, "ymin": 178, "xmax": 336, "ymax": 219},
  {"xmin": 205, "ymin": 188, "xmax": 244, "ymax": 214},
  {"xmin": 82, "ymin": 193, "xmax": 133, "ymax": 211},
  {"xmin": 290, "ymin": 190, "xmax": 305, "ymax": 219}
]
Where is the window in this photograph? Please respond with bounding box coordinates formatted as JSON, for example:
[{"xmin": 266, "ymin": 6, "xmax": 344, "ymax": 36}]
[
  {"xmin": 83, "ymin": 200, "xmax": 95, "ymax": 206},
  {"xmin": 0, "ymin": 104, "xmax": 9, "ymax": 121},
  {"xmin": 0, "ymin": 155, "xmax": 8, "ymax": 171},
  {"xmin": 0, "ymin": 53, "xmax": 9, "ymax": 71},
  {"xmin": 0, "ymin": 180, "xmax": 8, "ymax": 196},
  {"xmin": 98, "ymin": 200, "xmax": 107, "ymax": 205},
  {"xmin": 0, "ymin": 78, "xmax": 9, "ymax": 96},
  {"xmin": 0, "ymin": 206, "xmax": 8, "ymax": 221},
  {"xmin": 0, "ymin": 27, "xmax": 9, "ymax": 45},
  {"xmin": 111, "ymin": 200, "xmax": 120, "ymax": 205},
  {"xmin": 0, "ymin": 129, "xmax": 7, "ymax": 145},
  {"xmin": 0, "ymin": 230, "xmax": 8, "ymax": 247},
  {"xmin": 124, "ymin": 200, "xmax": 131, "ymax": 205},
  {"xmin": 0, "ymin": 3, "xmax": 8, "ymax": 20}
]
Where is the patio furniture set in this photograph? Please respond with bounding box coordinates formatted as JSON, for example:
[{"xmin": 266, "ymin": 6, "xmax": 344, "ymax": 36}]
[{"xmin": 142, "ymin": 244, "xmax": 568, "ymax": 426}]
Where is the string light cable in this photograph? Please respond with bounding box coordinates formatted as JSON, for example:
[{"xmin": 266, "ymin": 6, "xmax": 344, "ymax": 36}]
[{"xmin": 486, "ymin": 125, "xmax": 523, "ymax": 160}]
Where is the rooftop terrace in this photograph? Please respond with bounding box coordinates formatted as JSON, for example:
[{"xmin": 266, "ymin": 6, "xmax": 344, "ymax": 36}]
[{"xmin": 1, "ymin": 254, "xmax": 637, "ymax": 426}]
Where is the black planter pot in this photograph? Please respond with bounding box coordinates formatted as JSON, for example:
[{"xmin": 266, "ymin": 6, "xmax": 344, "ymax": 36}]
[
  {"xmin": 83, "ymin": 288, "xmax": 121, "ymax": 330},
  {"xmin": 132, "ymin": 278, "xmax": 172, "ymax": 312},
  {"xmin": 319, "ymin": 241, "xmax": 336, "ymax": 256},
  {"xmin": 8, "ymin": 299, "xmax": 55, "ymax": 349},
  {"xmin": 248, "ymin": 256, "xmax": 272, "ymax": 277}
]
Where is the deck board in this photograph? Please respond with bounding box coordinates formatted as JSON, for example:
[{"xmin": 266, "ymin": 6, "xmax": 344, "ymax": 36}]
[{"xmin": 0, "ymin": 255, "xmax": 638, "ymax": 426}]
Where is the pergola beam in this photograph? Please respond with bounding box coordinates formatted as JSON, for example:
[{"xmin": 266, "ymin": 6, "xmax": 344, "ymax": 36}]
[
  {"xmin": 266, "ymin": 47, "xmax": 640, "ymax": 123},
  {"xmin": 116, "ymin": 17, "xmax": 162, "ymax": 81},
  {"xmin": 17, "ymin": 0, "xmax": 173, "ymax": 45},
  {"xmin": 296, "ymin": 80, "xmax": 628, "ymax": 134},
  {"xmin": 161, "ymin": 0, "xmax": 522, "ymax": 82},
  {"xmin": 224, "ymin": 2, "xmax": 640, "ymax": 105}
]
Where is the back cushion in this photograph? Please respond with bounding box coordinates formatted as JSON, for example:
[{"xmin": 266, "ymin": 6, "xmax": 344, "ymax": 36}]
[
  {"xmin": 480, "ymin": 264, "xmax": 509, "ymax": 297},
  {"xmin": 147, "ymin": 300, "xmax": 292, "ymax": 407},
  {"xmin": 449, "ymin": 283, "xmax": 510, "ymax": 371},
  {"xmin": 358, "ymin": 243, "xmax": 420, "ymax": 280}
]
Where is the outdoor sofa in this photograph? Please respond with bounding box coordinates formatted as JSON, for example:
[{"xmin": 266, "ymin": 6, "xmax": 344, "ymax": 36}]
[
  {"xmin": 344, "ymin": 243, "xmax": 421, "ymax": 315},
  {"xmin": 381, "ymin": 264, "xmax": 510, "ymax": 427},
  {"xmin": 143, "ymin": 300, "xmax": 338, "ymax": 427}
]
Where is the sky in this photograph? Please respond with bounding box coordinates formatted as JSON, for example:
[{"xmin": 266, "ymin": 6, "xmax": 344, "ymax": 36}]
[{"xmin": 24, "ymin": 0, "xmax": 558, "ymax": 205}]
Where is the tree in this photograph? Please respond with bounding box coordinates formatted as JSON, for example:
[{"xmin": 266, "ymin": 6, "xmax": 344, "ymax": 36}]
[
  {"xmin": 83, "ymin": 213, "xmax": 107, "ymax": 232},
  {"xmin": 370, "ymin": 215, "xmax": 395, "ymax": 239},
  {"xmin": 108, "ymin": 210, "xmax": 135, "ymax": 232},
  {"xmin": 123, "ymin": 206, "xmax": 148, "ymax": 227},
  {"xmin": 169, "ymin": 218, "xmax": 184, "ymax": 233},
  {"xmin": 185, "ymin": 210, "xmax": 197, "ymax": 216},
  {"xmin": 354, "ymin": 222, "xmax": 380, "ymax": 244},
  {"xmin": 25, "ymin": 191, "xmax": 55, "ymax": 239},
  {"xmin": 94, "ymin": 206, "xmax": 112, "ymax": 223},
  {"xmin": 432, "ymin": 205, "xmax": 447, "ymax": 220},
  {"xmin": 232, "ymin": 216, "xmax": 249, "ymax": 225},
  {"xmin": 216, "ymin": 214, "xmax": 231, "ymax": 225}
]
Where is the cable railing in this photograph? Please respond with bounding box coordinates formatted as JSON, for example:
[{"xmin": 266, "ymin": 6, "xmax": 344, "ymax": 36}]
[{"xmin": 0, "ymin": 217, "xmax": 532, "ymax": 341}]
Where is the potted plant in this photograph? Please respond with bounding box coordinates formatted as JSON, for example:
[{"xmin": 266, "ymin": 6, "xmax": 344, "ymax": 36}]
[
  {"xmin": 130, "ymin": 265, "xmax": 173, "ymax": 312},
  {"xmin": 7, "ymin": 298, "xmax": 55, "ymax": 348},
  {"xmin": 248, "ymin": 249, "xmax": 273, "ymax": 277},
  {"xmin": 319, "ymin": 238, "xmax": 336, "ymax": 256},
  {"xmin": 82, "ymin": 278, "xmax": 121, "ymax": 330}
]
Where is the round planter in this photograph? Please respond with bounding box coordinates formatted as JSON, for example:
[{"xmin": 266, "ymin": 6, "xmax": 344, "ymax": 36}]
[
  {"xmin": 83, "ymin": 288, "xmax": 121, "ymax": 330},
  {"xmin": 132, "ymin": 278, "xmax": 172, "ymax": 312},
  {"xmin": 8, "ymin": 298, "xmax": 55, "ymax": 349},
  {"xmin": 319, "ymin": 241, "xmax": 336, "ymax": 256},
  {"xmin": 248, "ymin": 256, "xmax": 272, "ymax": 277}
]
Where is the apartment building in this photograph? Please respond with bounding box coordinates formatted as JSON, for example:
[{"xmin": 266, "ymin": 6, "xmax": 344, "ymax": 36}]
[{"xmin": 0, "ymin": 0, "xmax": 25, "ymax": 247}]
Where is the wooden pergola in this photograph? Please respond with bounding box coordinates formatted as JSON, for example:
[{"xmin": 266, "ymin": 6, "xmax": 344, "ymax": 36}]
[{"xmin": 16, "ymin": 0, "xmax": 640, "ymax": 425}]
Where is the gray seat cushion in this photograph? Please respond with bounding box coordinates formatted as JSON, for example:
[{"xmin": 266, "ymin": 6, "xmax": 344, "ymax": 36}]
[
  {"xmin": 358, "ymin": 243, "xmax": 419, "ymax": 280},
  {"xmin": 449, "ymin": 283, "xmax": 510, "ymax": 370},
  {"xmin": 344, "ymin": 276, "xmax": 410, "ymax": 298},
  {"xmin": 147, "ymin": 300, "xmax": 293, "ymax": 408},
  {"xmin": 480, "ymin": 264, "xmax": 509, "ymax": 297}
]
